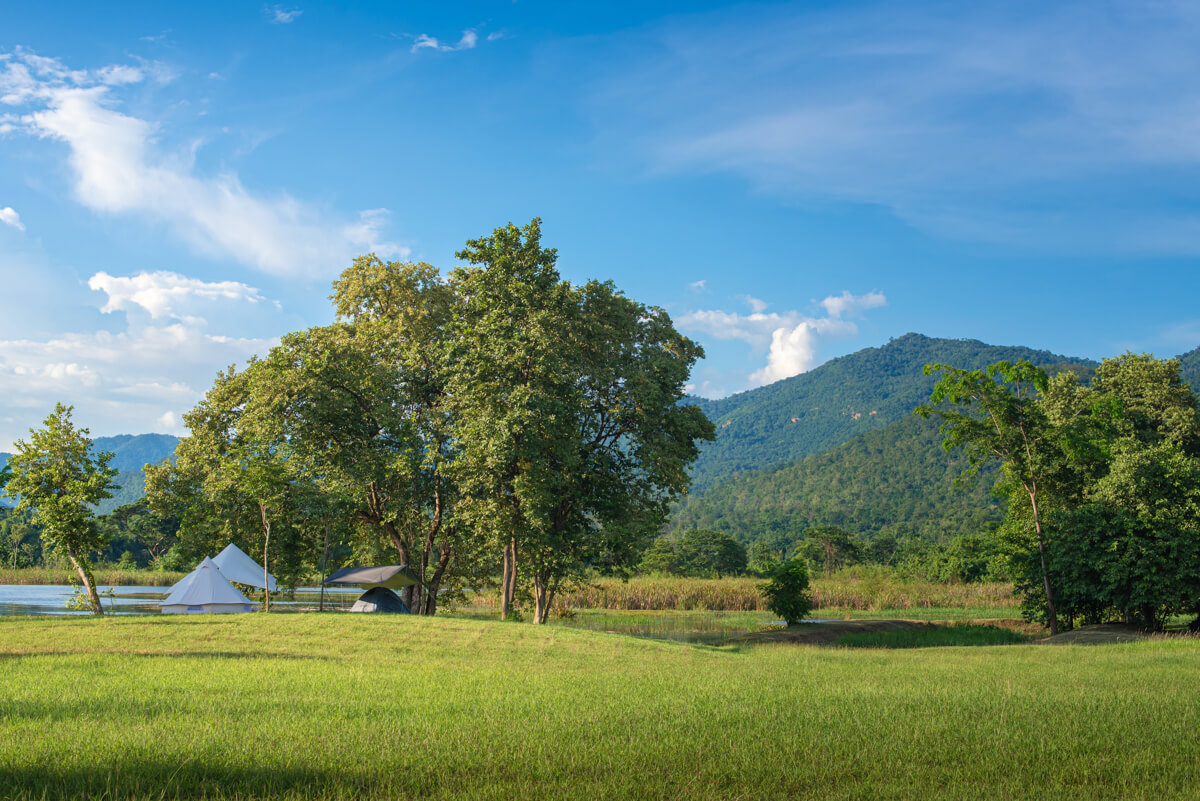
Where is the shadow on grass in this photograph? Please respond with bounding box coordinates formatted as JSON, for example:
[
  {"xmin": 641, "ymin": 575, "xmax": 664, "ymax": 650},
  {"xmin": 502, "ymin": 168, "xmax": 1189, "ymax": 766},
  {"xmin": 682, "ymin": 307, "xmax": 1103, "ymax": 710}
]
[
  {"xmin": 0, "ymin": 650, "xmax": 335, "ymax": 661},
  {"xmin": 0, "ymin": 762, "xmax": 413, "ymax": 800}
]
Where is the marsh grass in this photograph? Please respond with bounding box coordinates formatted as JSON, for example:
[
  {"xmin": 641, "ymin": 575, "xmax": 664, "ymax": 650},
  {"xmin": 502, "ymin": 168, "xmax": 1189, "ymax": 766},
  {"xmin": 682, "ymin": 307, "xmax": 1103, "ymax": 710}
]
[
  {"xmin": 0, "ymin": 566, "xmax": 185, "ymax": 586},
  {"xmin": 466, "ymin": 575, "xmax": 1018, "ymax": 613},
  {"xmin": 1, "ymin": 615, "xmax": 1198, "ymax": 800},
  {"xmin": 835, "ymin": 623, "xmax": 1030, "ymax": 648}
]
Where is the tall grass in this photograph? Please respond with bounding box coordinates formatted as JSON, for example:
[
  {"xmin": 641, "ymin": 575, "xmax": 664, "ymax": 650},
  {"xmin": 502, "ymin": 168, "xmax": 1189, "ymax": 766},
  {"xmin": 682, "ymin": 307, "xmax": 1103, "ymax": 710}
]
[
  {"xmin": 0, "ymin": 566, "xmax": 185, "ymax": 586},
  {"xmin": 466, "ymin": 574, "xmax": 1018, "ymax": 613},
  {"xmin": 1, "ymin": 615, "xmax": 1198, "ymax": 800}
]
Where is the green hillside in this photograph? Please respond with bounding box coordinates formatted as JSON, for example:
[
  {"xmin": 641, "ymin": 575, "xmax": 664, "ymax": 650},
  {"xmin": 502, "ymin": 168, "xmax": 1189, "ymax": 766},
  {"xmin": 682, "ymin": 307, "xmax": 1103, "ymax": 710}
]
[
  {"xmin": 1179, "ymin": 344, "xmax": 1200, "ymax": 392},
  {"xmin": 672, "ymin": 413, "xmax": 1003, "ymax": 542},
  {"xmin": 685, "ymin": 333, "xmax": 1095, "ymax": 491},
  {"xmin": 0, "ymin": 433, "xmax": 178, "ymax": 514}
]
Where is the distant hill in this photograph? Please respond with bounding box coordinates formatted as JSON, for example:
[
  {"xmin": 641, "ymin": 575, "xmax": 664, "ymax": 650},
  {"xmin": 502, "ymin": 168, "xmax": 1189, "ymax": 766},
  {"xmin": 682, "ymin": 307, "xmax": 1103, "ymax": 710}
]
[
  {"xmin": 1179, "ymin": 345, "xmax": 1200, "ymax": 392},
  {"xmin": 671, "ymin": 414, "xmax": 1003, "ymax": 542},
  {"xmin": 0, "ymin": 433, "xmax": 178, "ymax": 514},
  {"xmin": 684, "ymin": 333, "xmax": 1096, "ymax": 491}
]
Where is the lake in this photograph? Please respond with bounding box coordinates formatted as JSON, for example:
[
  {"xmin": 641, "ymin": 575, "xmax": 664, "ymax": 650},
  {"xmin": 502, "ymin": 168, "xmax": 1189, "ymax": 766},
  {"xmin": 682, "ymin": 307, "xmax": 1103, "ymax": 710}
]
[{"xmin": 0, "ymin": 584, "xmax": 362, "ymax": 616}]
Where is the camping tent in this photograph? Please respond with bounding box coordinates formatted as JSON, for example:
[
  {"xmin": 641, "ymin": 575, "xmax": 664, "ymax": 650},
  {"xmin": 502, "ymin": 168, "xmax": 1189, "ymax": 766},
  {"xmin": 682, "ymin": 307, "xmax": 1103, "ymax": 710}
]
[
  {"xmin": 160, "ymin": 557, "xmax": 255, "ymax": 614},
  {"xmin": 350, "ymin": 586, "xmax": 411, "ymax": 613},
  {"xmin": 324, "ymin": 565, "xmax": 419, "ymax": 590},
  {"xmin": 212, "ymin": 543, "xmax": 277, "ymax": 590},
  {"xmin": 167, "ymin": 543, "xmax": 278, "ymax": 595}
]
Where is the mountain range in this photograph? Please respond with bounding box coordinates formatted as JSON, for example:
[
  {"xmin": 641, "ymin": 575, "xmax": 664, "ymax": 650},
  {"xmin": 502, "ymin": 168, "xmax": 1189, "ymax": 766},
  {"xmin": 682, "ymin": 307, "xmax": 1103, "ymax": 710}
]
[
  {"xmin": 2, "ymin": 334, "xmax": 1197, "ymax": 535},
  {"xmin": 0, "ymin": 433, "xmax": 179, "ymax": 514}
]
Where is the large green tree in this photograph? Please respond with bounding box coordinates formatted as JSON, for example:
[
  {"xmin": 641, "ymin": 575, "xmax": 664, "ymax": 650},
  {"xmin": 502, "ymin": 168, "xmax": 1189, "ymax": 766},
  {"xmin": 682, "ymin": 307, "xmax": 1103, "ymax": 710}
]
[
  {"xmin": 447, "ymin": 219, "xmax": 713, "ymax": 622},
  {"xmin": 917, "ymin": 361, "xmax": 1065, "ymax": 633},
  {"xmin": 5, "ymin": 404, "xmax": 119, "ymax": 614}
]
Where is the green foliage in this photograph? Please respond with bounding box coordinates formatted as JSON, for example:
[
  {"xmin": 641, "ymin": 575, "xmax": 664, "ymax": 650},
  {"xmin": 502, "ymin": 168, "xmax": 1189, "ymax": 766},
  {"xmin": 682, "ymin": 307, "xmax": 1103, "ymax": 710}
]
[
  {"xmin": 760, "ymin": 558, "xmax": 813, "ymax": 624},
  {"xmin": 637, "ymin": 538, "xmax": 678, "ymax": 575},
  {"xmin": 671, "ymin": 414, "xmax": 1005, "ymax": 543},
  {"xmin": 4, "ymin": 403, "xmax": 120, "ymax": 614},
  {"xmin": 673, "ymin": 529, "xmax": 747, "ymax": 577}
]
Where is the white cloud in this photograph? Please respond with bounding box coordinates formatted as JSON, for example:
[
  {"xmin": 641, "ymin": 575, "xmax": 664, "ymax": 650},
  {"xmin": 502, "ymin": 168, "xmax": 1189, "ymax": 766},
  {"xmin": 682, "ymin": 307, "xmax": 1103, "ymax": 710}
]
[
  {"xmin": 269, "ymin": 6, "xmax": 302, "ymax": 25},
  {"xmin": 688, "ymin": 279, "xmax": 706, "ymax": 292},
  {"xmin": 411, "ymin": 30, "xmax": 479, "ymax": 54},
  {"xmin": 0, "ymin": 320, "xmax": 275, "ymax": 449},
  {"xmin": 820, "ymin": 290, "xmax": 886, "ymax": 319},
  {"xmin": 680, "ymin": 290, "xmax": 887, "ymax": 388},
  {"xmin": 87, "ymin": 271, "xmax": 267, "ymax": 320},
  {"xmin": 95, "ymin": 65, "xmax": 143, "ymax": 86},
  {"xmin": 592, "ymin": 1, "xmax": 1200, "ymax": 253},
  {"xmin": 0, "ymin": 207, "xmax": 23, "ymax": 231},
  {"xmin": 0, "ymin": 50, "xmax": 408, "ymax": 277}
]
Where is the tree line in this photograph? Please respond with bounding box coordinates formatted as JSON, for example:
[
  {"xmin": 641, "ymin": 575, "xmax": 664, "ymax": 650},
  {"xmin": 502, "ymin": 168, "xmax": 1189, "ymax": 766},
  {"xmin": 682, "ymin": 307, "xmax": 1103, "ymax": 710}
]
[{"xmin": 920, "ymin": 354, "xmax": 1200, "ymax": 632}]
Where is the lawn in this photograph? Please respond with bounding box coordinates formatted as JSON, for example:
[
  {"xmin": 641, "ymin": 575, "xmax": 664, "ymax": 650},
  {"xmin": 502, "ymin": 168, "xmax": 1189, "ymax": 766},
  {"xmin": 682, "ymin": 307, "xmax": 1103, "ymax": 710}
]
[{"xmin": 1, "ymin": 614, "xmax": 1197, "ymax": 800}]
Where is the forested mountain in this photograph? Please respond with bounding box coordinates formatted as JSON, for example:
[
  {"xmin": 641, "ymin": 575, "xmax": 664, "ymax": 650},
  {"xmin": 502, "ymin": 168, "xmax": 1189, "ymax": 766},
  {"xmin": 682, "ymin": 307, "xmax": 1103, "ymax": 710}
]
[
  {"xmin": 1, "ymin": 433, "xmax": 178, "ymax": 513},
  {"xmin": 672, "ymin": 413, "xmax": 1004, "ymax": 542},
  {"xmin": 1179, "ymin": 344, "xmax": 1200, "ymax": 391},
  {"xmin": 685, "ymin": 333, "xmax": 1095, "ymax": 491}
]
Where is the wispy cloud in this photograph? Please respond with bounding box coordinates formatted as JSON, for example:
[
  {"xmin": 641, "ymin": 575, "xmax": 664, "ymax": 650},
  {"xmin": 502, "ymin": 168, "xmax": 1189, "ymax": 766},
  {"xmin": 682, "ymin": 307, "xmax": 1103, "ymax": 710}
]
[
  {"xmin": 0, "ymin": 50, "xmax": 407, "ymax": 277},
  {"xmin": 591, "ymin": 1, "xmax": 1200, "ymax": 253},
  {"xmin": 688, "ymin": 279, "xmax": 706, "ymax": 292},
  {"xmin": 0, "ymin": 207, "xmax": 23, "ymax": 232},
  {"xmin": 411, "ymin": 30, "xmax": 479, "ymax": 54},
  {"xmin": 88, "ymin": 271, "xmax": 268, "ymax": 322},
  {"xmin": 679, "ymin": 290, "xmax": 887, "ymax": 389},
  {"xmin": 267, "ymin": 6, "xmax": 302, "ymax": 25}
]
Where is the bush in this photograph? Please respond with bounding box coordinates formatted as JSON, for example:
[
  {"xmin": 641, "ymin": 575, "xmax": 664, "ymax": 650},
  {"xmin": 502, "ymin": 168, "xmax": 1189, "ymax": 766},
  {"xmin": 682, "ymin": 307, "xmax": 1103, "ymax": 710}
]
[{"xmin": 760, "ymin": 559, "xmax": 813, "ymax": 625}]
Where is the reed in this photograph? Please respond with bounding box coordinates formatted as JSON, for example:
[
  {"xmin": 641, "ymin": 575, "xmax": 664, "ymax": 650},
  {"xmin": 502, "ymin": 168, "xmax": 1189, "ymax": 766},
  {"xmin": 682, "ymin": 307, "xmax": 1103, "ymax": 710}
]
[
  {"xmin": 0, "ymin": 566, "xmax": 185, "ymax": 587},
  {"xmin": 466, "ymin": 575, "xmax": 1018, "ymax": 613}
]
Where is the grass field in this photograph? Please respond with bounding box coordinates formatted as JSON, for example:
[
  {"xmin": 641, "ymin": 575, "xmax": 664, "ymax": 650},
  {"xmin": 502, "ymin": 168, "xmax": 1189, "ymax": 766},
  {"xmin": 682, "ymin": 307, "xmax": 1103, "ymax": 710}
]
[{"xmin": 2, "ymin": 614, "xmax": 1198, "ymax": 800}]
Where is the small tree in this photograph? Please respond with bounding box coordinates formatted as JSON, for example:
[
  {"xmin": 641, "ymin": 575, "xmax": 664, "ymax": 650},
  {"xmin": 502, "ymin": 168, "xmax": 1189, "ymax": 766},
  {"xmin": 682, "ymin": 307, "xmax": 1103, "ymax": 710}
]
[
  {"xmin": 760, "ymin": 559, "xmax": 813, "ymax": 625},
  {"xmin": 5, "ymin": 404, "xmax": 119, "ymax": 614}
]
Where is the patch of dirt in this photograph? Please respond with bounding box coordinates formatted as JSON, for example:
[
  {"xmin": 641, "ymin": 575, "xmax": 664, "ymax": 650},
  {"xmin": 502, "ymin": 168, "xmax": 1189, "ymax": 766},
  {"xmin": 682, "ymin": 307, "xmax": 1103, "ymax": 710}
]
[
  {"xmin": 1037, "ymin": 624, "xmax": 1151, "ymax": 645},
  {"xmin": 731, "ymin": 619, "xmax": 938, "ymax": 646}
]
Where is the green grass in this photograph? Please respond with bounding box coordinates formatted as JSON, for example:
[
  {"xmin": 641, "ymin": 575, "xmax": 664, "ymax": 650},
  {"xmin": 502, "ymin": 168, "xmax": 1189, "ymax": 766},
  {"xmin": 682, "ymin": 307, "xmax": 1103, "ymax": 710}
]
[
  {"xmin": 2, "ymin": 614, "xmax": 1198, "ymax": 800},
  {"xmin": 835, "ymin": 623, "xmax": 1031, "ymax": 648}
]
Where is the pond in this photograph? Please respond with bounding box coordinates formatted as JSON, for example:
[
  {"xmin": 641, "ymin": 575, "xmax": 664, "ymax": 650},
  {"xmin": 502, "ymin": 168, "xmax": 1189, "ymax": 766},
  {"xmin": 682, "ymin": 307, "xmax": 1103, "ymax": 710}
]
[{"xmin": 0, "ymin": 585, "xmax": 361, "ymax": 616}]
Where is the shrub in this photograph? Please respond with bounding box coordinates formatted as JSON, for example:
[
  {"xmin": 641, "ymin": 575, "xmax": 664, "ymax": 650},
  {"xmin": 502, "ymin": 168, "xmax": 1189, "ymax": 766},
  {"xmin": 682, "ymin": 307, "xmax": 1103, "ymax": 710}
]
[{"xmin": 760, "ymin": 559, "xmax": 813, "ymax": 625}]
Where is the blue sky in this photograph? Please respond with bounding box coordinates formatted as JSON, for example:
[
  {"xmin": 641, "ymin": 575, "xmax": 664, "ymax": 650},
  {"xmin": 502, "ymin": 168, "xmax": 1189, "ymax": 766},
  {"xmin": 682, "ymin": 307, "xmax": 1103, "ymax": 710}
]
[{"xmin": 2, "ymin": 1, "xmax": 1199, "ymax": 448}]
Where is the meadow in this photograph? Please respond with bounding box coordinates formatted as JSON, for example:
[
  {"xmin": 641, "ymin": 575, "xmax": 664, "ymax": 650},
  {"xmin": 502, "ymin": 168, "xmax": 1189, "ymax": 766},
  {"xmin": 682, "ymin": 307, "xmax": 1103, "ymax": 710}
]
[{"xmin": 2, "ymin": 614, "xmax": 1198, "ymax": 800}]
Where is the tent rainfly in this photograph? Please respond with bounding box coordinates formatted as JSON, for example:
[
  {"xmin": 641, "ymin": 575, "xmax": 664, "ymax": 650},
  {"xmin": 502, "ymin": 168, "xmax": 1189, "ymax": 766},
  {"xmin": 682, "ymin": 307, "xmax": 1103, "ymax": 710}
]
[
  {"xmin": 167, "ymin": 543, "xmax": 278, "ymax": 596},
  {"xmin": 350, "ymin": 586, "xmax": 411, "ymax": 613},
  {"xmin": 160, "ymin": 557, "xmax": 255, "ymax": 614},
  {"xmin": 212, "ymin": 543, "xmax": 278, "ymax": 590},
  {"xmin": 323, "ymin": 565, "xmax": 420, "ymax": 590}
]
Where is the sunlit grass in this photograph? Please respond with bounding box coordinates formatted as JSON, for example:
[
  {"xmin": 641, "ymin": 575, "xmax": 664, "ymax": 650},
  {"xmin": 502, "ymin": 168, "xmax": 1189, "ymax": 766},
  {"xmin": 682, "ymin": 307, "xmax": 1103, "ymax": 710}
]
[{"xmin": 1, "ymin": 614, "xmax": 1198, "ymax": 800}]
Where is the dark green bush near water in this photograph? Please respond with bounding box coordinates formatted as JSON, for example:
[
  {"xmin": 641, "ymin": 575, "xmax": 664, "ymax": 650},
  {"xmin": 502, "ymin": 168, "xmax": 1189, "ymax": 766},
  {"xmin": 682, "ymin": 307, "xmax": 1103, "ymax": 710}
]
[{"xmin": 760, "ymin": 559, "xmax": 813, "ymax": 625}]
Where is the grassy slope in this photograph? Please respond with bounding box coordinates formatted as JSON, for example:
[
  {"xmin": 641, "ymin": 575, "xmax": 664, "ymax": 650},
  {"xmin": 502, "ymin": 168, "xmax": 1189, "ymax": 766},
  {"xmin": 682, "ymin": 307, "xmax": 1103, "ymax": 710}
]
[{"xmin": 2, "ymin": 615, "xmax": 1198, "ymax": 800}]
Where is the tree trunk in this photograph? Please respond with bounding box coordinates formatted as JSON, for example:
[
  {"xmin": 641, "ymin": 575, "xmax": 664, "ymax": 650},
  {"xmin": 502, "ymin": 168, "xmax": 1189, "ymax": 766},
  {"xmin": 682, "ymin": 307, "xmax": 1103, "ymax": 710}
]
[
  {"xmin": 319, "ymin": 518, "xmax": 331, "ymax": 612},
  {"xmin": 532, "ymin": 570, "xmax": 556, "ymax": 624},
  {"xmin": 1028, "ymin": 492, "xmax": 1058, "ymax": 636},
  {"xmin": 501, "ymin": 538, "xmax": 517, "ymax": 620},
  {"xmin": 423, "ymin": 538, "xmax": 453, "ymax": 616},
  {"xmin": 67, "ymin": 548, "xmax": 103, "ymax": 616},
  {"xmin": 259, "ymin": 502, "xmax": 272, "ymax": 613}
]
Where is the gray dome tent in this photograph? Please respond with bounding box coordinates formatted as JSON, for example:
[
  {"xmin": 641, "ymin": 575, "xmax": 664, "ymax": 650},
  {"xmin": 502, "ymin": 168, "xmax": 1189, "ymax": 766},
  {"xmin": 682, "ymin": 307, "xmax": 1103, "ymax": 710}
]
[{"xmin": 350, "ymin": 586, "xmax": 411, "ymax": 613}]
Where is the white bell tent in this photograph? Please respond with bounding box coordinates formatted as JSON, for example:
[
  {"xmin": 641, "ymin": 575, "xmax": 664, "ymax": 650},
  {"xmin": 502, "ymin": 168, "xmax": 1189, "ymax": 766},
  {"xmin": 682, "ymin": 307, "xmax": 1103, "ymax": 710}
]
[
  {"xmin": 167, "ymin": 543, "xmax": 278, "ymax": 597},
  {"xmin": 160, "ymin": 557, "xmax": 254, "ymax": 614}
]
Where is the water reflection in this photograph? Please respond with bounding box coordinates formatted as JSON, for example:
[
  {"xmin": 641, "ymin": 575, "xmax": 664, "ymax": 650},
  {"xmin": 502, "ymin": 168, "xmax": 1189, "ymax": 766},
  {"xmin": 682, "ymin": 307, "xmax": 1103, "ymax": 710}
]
[{"xmin": 0, "ymin": 585, "xmax": 361, "ymax": 616}]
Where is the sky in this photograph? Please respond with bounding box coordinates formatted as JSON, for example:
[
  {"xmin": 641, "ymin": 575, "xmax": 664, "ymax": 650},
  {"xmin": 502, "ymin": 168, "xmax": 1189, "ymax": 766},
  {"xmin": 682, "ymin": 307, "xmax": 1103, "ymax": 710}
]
[{"xmin": 2, "ymin": 0, "xmax": 1200, "ymax": 449}]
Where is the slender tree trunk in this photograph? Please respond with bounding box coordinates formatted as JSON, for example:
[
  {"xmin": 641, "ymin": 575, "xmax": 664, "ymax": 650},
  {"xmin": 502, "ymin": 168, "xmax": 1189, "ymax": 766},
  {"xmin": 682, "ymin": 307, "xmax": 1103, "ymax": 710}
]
[
  {"xmin": 67, "ymin": 548, "xmax": 103, "ymax": 616},
  {"xmin": 1028, "ymin": 492, "xmax": 1058, "ymax": 636},
  {"xmin": 259, "ymin": 502, "xmax": 272, "ymax": 613},
  {"xmin": 319, "ymin": 518, "xmax": 331, "ymax": 612},
  {"xmin": 501, "ymin": 538, "xmax": 517, "ymax": 620}
]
